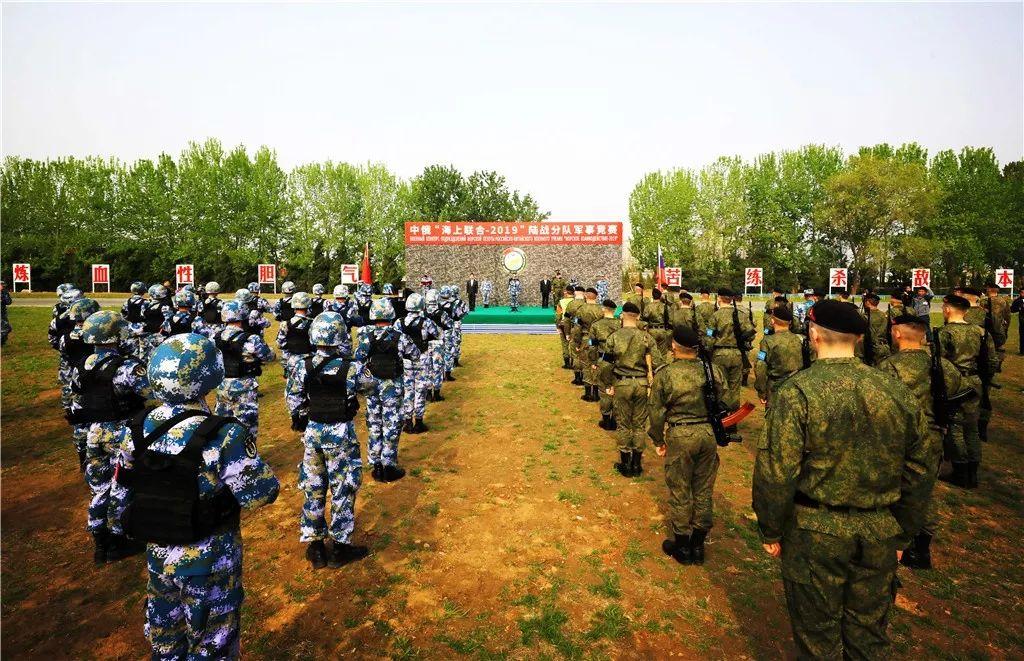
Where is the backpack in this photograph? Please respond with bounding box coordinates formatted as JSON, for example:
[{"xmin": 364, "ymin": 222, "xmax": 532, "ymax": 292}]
[
  {"xmin": 402, "ymin": 317, "xmax": 429, "ymax": 353},
  {"xmin": 367, "ymin": 329, "xmax": 402, "ymax": 379},
  {"xmin": 124, "ymin": 410, "xmax": 243, "ymax": 545}
]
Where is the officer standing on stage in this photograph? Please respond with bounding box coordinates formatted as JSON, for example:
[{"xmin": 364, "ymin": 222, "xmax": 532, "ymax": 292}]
[
  {"xmin": 508, "ymin": 276, "xmax": 522, "ymax": 312},
  {"xmin": 551, "ymin": 270, "xmax": 567, "ymax": 305},
  {"xmin": 481, "ymin": 279, "xmax": 494, "ymax": 308},
  {"xmin": 539, "ymin": 275, "xmax": 553, "ymax": 308}
]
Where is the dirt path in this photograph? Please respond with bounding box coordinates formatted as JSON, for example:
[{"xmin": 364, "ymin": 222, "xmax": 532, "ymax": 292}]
[{"xmin": 3, "ymin": 325, "xmax": 1024, "ymax": 659}]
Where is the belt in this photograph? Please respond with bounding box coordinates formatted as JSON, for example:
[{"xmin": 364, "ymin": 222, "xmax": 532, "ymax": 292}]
[
  {"xmin": 714, "ymin": 345, "xmax": 738, "ymax": 350},
  {"xmin": 794, "ymin": 491, "xmax": 888, "ymax": 514},
  {"xmin": 648, "ymin": 324, "xmax": 668, "ymax": 330},
  {"xmin": 668, "ymin": 420, "xmax": 708, "ymax": 427},
  {"xmin": 616, "ymin": 375, "xmax": 648, "ymax": 382}
]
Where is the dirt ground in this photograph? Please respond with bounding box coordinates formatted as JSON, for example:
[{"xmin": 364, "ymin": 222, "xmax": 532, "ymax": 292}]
[{"xmin": 2, "ymin": 306, "xmax": 1023, "ymax": 659}]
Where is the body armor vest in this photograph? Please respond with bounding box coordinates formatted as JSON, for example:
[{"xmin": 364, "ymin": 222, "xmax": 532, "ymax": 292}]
[
  {"xmin": 304, "ymin": 357, "xmax": 356, "ymax": 423},
  {"xmin": 403, "ymin": 317, "xmax": 429, "ymax": 353},
  {"xmin": 201, "ymin": 298, "xmax": 222, "ymax": 324},
  {"xmin": 284, "ymin": 317, "xmax": 313, "ymax": 354},
  {"xmin": 168, "ymin": 311, "xmax": 194, "ymax": 335},
  {"xmin": 124, "ymin": 297, "xmax": 146, "ymax": 323},
  {"xmin": 74, "ymin": 354, "xmax": 147, "ymax": 423},
  {"xmin": 217, "ymin": 332, "xmax": 261, "ymax": 378},
  {"xmin": 367, "ymin": 329, "xmax": 402, "ymax": 379}
]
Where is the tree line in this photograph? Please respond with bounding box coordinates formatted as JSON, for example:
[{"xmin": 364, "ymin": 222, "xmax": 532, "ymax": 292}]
[
  {"xmin": 628, "ymin": 144, "xmax": 1023, "ymax": 293},
  {"xmin": 1, "ymin": 139, "xmax": 547, "ymax": 290}
]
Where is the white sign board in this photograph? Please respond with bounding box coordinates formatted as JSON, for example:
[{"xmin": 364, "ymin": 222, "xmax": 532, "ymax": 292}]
[
  {"xmin": 91, "ymin": 264, "xmax": 111, "ymax": 293},
  {"xmin": 995, "ymin": 268, "xmax": 1014, "ymax": 291},
  {"xmin": 11, "ymin": 263, "xmax": 31, "ymax": 291},
  {"xmin": 828, "ymin": 268, "xmax": 848, "ymax": 294},
  {"xmin": 744, "ymin": 267, "xmax": 764, "ymax": 292},
  {"xmin": 257, "ymin": 264, "xmax": 277, "ymax": 293},
  {"xmin": 911, "ymin": 268, "xmax": 931, "ymax": 289},
  {"xmin": 175, "ymin": 264, "xmax": 195, "ymax": 288},
  {"xmin": 340, "ymin": 264, "xmax": 359, "ymax": 285},
  {"xmin": 663, "ymin": 267, "xmax": 682, "ymax": 288}
]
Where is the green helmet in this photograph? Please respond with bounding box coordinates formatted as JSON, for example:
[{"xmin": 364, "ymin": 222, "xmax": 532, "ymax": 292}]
[
  {"xmin": 309, "ymin": 311, "xmax": 346, "ymax": 346},
  {"xmin": 369, "ymin": 298, "xmax": 395, "ymax": 321},
  {"xmin": 68, "ymin": 297, "xmax": 101, "ymax": 322},
  {"xmin": 81, "ymin": 311, "xmax": 127, "ymax": 344},
  {"xmin": 291, "ymin": 292, "xmax": 312, "ymax": 310}
]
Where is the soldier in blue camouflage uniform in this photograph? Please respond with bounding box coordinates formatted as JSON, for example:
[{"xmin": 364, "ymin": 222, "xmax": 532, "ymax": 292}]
[
  {"xmin": 273, "ymin": 281, "xmax": 297, "ymax": 323},
  {"xmin": 122, "ymin": 281, "xmax": 148, "ymax": 356},
  {"xmin": 330, "ymin": 284, "xmax": 363, "ymax": 328},
  {"xmin": 438, "ymin": 286, "xmax": 459, "ymax": 380},
  {"xmin": 309, "ymin": 283, "xmax": 327, "ymax": 318},
  {"xmin": 356, "ymin": 299, "xmax": 421, "ymax": 482},
  {"xmin": 67, "ymin": 310, "xmax": 151, "ymax": 563},
  {"xmin": 49, "ymin": 287, "xmax": 85, "ymax": 410},
  {"xmin": 424, "ymin": 289, "xmax": 452, "ymax": 401},
  {"xmin": 161, "ymin": 289, "xmax": 199, "ymax": 337},
  {"xmin": 247, "ymin": 281, "xmax": 273, "ymax": 316},
  {"xmin": 450, "ymin": 285, "xmax": 470, "ymax": 368},
  {"xmin": 481, "ymin": 279, "xmax": 494, "ymax": 308},
  {"xmin": 214, "ymin": 301, "xmax": 276, "ymax": 439},
  {"xmin": 234, "ymin": 288, "xmax": 271, "ymax": 338},
  {"xmin": 286, "ymin": 312, "xmax": 371, "ymax": 569},
  {"xmin": 394, "ymin": 293, "xmax": 439, "ymax": 433},
  {"xmin": 58, "ymin": 297, "xmax": 102, "ymax": 471},
  {"xmin": 595, "ymin": 276, "xmax": 610, "ymax": 303},
  {"xmin": 135, "ymin": 284, "xmax": 172, "ymax": 361},
  {"xmin": 276, "ymin": 292, "xmax": 319, "ymax": 379},
  {"xmin": 354, "ymin": 283, "xmax": 374, "ymax": 325},
  {"xmin": 118, "ymin": 333, "xmax": 279, "ymax": 659},
  {"xmin": 193, "ymin": 281, "xmax": 224, "ymax": 340},
  {"xmin": 508, "ymin": 276, "xmax": 522, "ymax": 312}
]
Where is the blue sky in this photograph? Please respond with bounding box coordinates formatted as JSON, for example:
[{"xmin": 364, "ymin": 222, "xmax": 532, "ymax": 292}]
[{"xmin": 3, "ymin": 2, "xmax": 1022, "ymax": 221}]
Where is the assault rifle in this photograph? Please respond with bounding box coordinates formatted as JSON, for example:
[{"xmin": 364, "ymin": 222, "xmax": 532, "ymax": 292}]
[
  {"xmin": 733, "ymin": 300, "xmax": 754, "ymax": 386},
  {"xmin": 697, "ymin": 346, "xmax": 739, "ymax": 446},
  {"xmin": 980, "ymin": 307, "xmax": 994, "ymax": 412},
  {"xmin": 863, "ymin": 308, "xmax": 875, "ymax": 365}
]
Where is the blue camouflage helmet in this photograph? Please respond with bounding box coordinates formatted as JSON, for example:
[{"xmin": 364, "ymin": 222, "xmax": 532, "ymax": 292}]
[
  {"xmin": 148, "ymin": 333, "xmax": 224, "ymax": 403},
  {"xmin": 406, "ymin": 292, "xmax": 425, "ymax": 312},
  {"xmin": 221, "ymin": 299, "xmax": 247, "ymax": 323},
  {"xmin": 61, "ymin": 288, "xmax": 84, "ymax": 305},
  {"xmin": 154, "ymin": 284, "xmax": 169, "ymax": 299},
  {"xmin": 309, "ymin": 311, "xmax": 346, "ymax": 346},
  {"xmin": 81, "ymin": 310, "xmax": 127, "ymax": 344},
  {"xmin": 247, "ymin": 282, "xmax": 260, "ymax": 293},
  {"xmin": 173, "ymin": 289, "xmax": 197, "ymax": 308},
  {"xmin": 281, "ymin": 281, "xmax": 296, "ymax": 294},
  {"xmin": 312, "ymin": 283, "xmax": 325, "ymax": 295},
  {"xmin": 358, "ymin": 283, "xmax": 372, "ymax": 296},
  {"xmin": 147, "ymin": 284, "xmax": 161, "ymax": 298},
  {"xmin": 130, "ymin": 281, "xmax": 146, "ymax": 295},
  {"xmin": 453, "ymin": 284, "xmax": 461, "ymax": 295},
  {"xmin": 382, "ymin": 283, "xmax": 395, "ymax": 295},
  {"xmin": 182, "ymin": 283, "xmax": 195, "ymax": 292},
  {"xmin": 68, "ymin": 297, "xmax": 101, "ymax": 322},
  {"xmin": 369, "ymin": 298, "xmax": 395, "ymax": 321},
  {"xmin": 56, "ymin": 283, "xmax": 72, "ymax": 297},
  {"xmin": 291, "ymin": 292, "xmax": 312, "ymax": 309},
  {"xmin": 333, "ymin": 284, "xmax": 350, "ymax": 298},
  {"xmin": 205, "ymin": 281, "xmax": 221, "ymax": 294},
  {"xmin": 425, "ymin": 288, "xmax": 440, "ymax": 311},
  {"xmin": 439, "ymin": 286, "xmax": 453, "ymax": 302},
  {"xmin": 235, "ymin": 288, "xmax": 254, "ymax": 304}
]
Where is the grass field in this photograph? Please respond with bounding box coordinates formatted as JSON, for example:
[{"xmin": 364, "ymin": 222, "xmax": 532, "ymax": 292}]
[{"xmin": 2, "ymin": 305, "xmax": 1023, "ymax": 659}]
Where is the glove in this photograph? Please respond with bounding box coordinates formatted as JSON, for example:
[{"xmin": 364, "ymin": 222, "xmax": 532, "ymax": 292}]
[{"xmin": 291, "ymin": 413, "xmax": 309, "ymax": 432}]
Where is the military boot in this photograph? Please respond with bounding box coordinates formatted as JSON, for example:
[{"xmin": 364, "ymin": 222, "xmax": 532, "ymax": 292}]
[
  {"xmin": 454, "ymin": 358, "xmax": 461, "ymax": 367},
  {"xmin": 445, "ymin": 371, "xmax": 456, "ymax": 382},
  {"xmin": 690, "ymin": 528, "xmax": 708, "ymax": 565},
  {"xmin": 978, "ymin": 419, "xmax": 989, "ymax": 442},
  {"xmin": 607, "ymin": 416, "xmax": 618, "ymax": 431},
  {"xmin": 306, "ymin": 540, "xmax": 327, "ymax": 569},
  {"xmin": 92, "ymin": 528, "xmax": 109, "ymax": 566},
  {"xmin": 572, "ymin": 371, "xmax": 584, "ymax": 386},
  {"xmin": 562, "ymin": 357, "xmax": 571, "ymax": 369},
  {"xmin": 433, "ymin": 389, "xmax": 445, "ymax": 402},
  {"xmin": 425, "ymin": 389, "xmax": 435, "ymax": 402},
  {"xmin": 630, "ymin": 450, "xmax": 644, "ymax": 477},
  {"xmin": 328, "ymin": 541, "xmax": 369, "ymax": 568},
  {"xmin": 77, "ymin": 447, "xmax": 87, "ymax": 473},
  {"xmin": 940, "ymin": 462, "xmax": 970, "ymax": 488},
  {"xmin": 105, "ymin": 533, "xmax": 144, "ymax": 562},
  {"xmin": 403, "ymin": 420, "xmax": 414, "ymax": 434},
  {"xmin": 382, "ymin": 465, "xmax": 406, "ymax": 482},
  {"xmin": 662, "ymin": 533, "xmax": 692, "ymax": 565},
  {"xmin": 590, "ymin": 385, "xmax": 601, "ymax": 402},
  {"xmin": 598, "ymin": 414, "xmax": 611, "ymax": 430},
  {"xmin": 900, "ymin": 533, "xmax": 933, "ymax": 570},
  {"xmin": 414, "ymin": 419, "xmax": 429, "ymax": 434},
  {"xmin": 371, "ymin": 463, "xmax": 385, "ymax": 482},
  {"xmin": 614, "ymin": 451, "xmax": 631, "ymax": 476},
  {"xmin": 967, "ymin": 461, "xmax": 980, "ymax": 489}
]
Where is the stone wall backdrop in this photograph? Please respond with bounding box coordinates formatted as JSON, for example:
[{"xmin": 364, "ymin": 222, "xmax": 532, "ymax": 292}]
[{"xmin": 405, "ymin": 244, "xmax": 622, "ymax": 307}]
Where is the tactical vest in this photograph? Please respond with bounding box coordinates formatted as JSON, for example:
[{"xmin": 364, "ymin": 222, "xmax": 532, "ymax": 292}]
[
  {"xmin": 124, "ymin": 410, "xmax": 242, "ymax": 545},
  {"xmin": 217, "ymin": 331, "xmax": 262, "ymax": 378},
  {"xmin": 304, "ymin": 357, "xmax": 357, "ymax": 423},
  {"xmin": 284, "ymin": 316, "xmax": 313, "ymax": 355},
  {"xmin": 428, "ymin": 310, "xmax": 450, "ymax": 331},
  {"xmin": 143, "ymin": 303, "xmax": 165, "ymax": 333},
  {"xmin": 403, "ymin": 317, "xmax": 429, "ymax": 353},
  {"xmin": 63, "ymin": 333, "xmax": 93, "ymax": 369},
  {"xmin": 358, "ymin": 300, "xmax": 371, "ymax": 320},
  {"xmin": 367, "ymin": 329, "xmax": 403, "ymax": 379},
  {"xmin": 277, "ymin": 297, "xmax": 294, "ymax": 323},
  {"xmin": 73, "ymin": 354, "xmax": 147, "ymax": 423},
  {"xmin": 201, "ymin": 298, "xmax": 222, "ymax": 324},
  {"xmin": 167, "ymin": 311, "xmax": 194, "ymax": 335},
  {"xmin": 124, "ymin": 297, "xmax": 146, "ymax": 323},
  {"xmin": 309, "ymin": 298, "xmax": 325, "ymax": 318}
]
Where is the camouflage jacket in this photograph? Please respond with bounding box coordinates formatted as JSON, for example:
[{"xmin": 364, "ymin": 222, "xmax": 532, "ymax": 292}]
[
  {"xmin": 589, "ymin": 317, "xmax": 622, "ymax": 355},
  {"xmin": 605, "ymin": 326, "xmax": 664, "ymax": 379},
  {"xmin": 752, "ymin": 357, "xmax": 931, "ymax": 546},
  {"xmin": 981, "ymin": 295, "xmax": 1011, "ymax": 336},
  {"xmin": 562, "ymin": 298, "xmax": 586, "ymax": 332},
  {"xmin": 855, "ymin": 308, "xmax": 891, "ymax": 364},
  {"xmin": 574, "ymin": 302, "xmax": 604, "ymax": 333},
  {"xmin": 706, "ymin": 305, "xmax": 755, "ymax": 351},
  {"xmin": 694, "ymin": 301, "xmax": 716, "ymax": 328},
  {"xmin": 753, "ymin": 331, "xmax": 805, "ymax": 401},
  {"xmin": 640, "ymin": 300, "xmax": 671, "ymax": 330},
  {"xmin": 964, "ymin": 306, "xmax": 986, "ymax": 328},
  {"xmin": 648, "ymin": 358, "xmax": 733, "ymax": 448},
  {"xmin": 876, "ymin": 349, "xmax": 963, "ymax": 434},
  {"xmin": 669, "ymin": 307, "xmax": 700, "ymax": 335},
  {"xmin": 937, "ymin": 322, "xmax": 997, "ymax": 378}
]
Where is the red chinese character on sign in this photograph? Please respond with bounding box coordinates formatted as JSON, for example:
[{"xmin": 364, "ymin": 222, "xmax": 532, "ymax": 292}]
[
  {"xmin": 664, "ymin": 267, "xmax": 682, "ymax": 288},
  {"xmin": 996, "ymin": 269, "xmax": 1013, "ymax": 288},
  {"xmin": 13, "ymin": 264, "xmax": 29, "ymax": 283},
  {"xmin": 340, "ymin": 264, "xmax": 358, "ymax": 284},
  {"xmin": 745, "ymin": 268, "xmax": 763, "ymax": 287},
  {"xmin": 176, "ymin": 264, "xmax": 193, "ymax": 284},
  {"xmin": 259, "ymin": 264, "xmax": 275, "ymax": 283},
  {"xmin": 830, "ymin": 269, "xmax": 847, "ymax": 288},
  {"xmin": 93, "ymin": 265, "xmax": 109, "ymax": 284},
  {"xmin": 911, "ymin": 269, "xmax": 930, "ymax": 288}
]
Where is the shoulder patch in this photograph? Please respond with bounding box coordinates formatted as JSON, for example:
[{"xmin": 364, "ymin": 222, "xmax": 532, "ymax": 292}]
[
  {"xmin": 705, "ymin": 328, "xmax": 714, "ymax": 337},
  {"xmin": 764, "ymin": 328, "xmax": 770, "ymax": 335},
  {"xmin": 757, "ymin": 350, "xmax": 767, "ymax": 361}
]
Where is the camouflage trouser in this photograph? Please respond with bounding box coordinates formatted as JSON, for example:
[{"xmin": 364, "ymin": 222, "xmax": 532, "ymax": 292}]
[
  {"xmin": 72, "ymin": 423, "xmax": 89, "ymax": 466},
  {"xmin": 664, "ymin": 424, "xmax": 719, "ymax": 536},
  {"xmin": 299, "ymin": 426, "xmax": 361, "ymax": 543},
  {"xmin": 921, "ymin": 429, "xmax": 944, "ymax": 537},
  {"xmin": 428, "ymin": 340, "xmax": 445, "ymax": 390},
  {"xmin": 559, "ymin": 332, "xmax": 570, "ymax": 361},
  {"xmin": 712, "ymin": 349, "xmax": 744, "ymax": 408},
  {"xmin": 454, "ymin": 321, "xmax": 463, "ymax": 362},
  {"xmin": 136, "ymin": 333, "xmax": 163, "ymax": 364},
  {"xmin": 650, "ymin": 328, "xmax": 673, "ymax": 363},
  {"xmin": 569, "ymin": 328, "xmax": 584, "ymax": 371},
  {"xmin": 145, "ymin": 566, "xmax": 243, "ymax": 660},
  {"xmin": 214, "ymin": 378, "xmax": 260, "ymax": 440},
  {"xmin": 782, "ymin": 527, "xmax": 898, "ymax": 660},
  {"xmin": 402, "ymin": 358, "xmax": 430, "ymax": 421},
  {"xmin": 945, "ymin": 377, "xmax": 981, "ymax": 463},
  {"xmin": 580, "ymin": 344, "xmax": 598, "ymax": 386},
  {"xmin": 614, "ymin": 378, "xmax": 649, "ymax": 452},
  {"xmin": 280, "ymin": 350, "xmax": 295, "ymax": 379},
  {"xmin": 85, "ymin": 421, "xmax": 129, "ymax": 534},
  {"xmin": 58, "ymin": 358, "xmax": 73, "ymax": 410},
  {"xmin": 443, "ymin": 328, "xmax": 456, "ymax": 373},
  {"xmin": 366, "ymin": 377, "xmax": 403, "ymax": 467},
  {"xmin": 509, "ymin": 292, "xmax": 520, "ymax": 310},
  {"xmin": 597, "ymin": 362, "xmax": 615, "ymax": 417}
]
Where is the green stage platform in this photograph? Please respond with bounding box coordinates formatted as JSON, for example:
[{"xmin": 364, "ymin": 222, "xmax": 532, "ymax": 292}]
[{"xmin": 463, "ymin": 306, "xmax": 555, "ymax": 325}]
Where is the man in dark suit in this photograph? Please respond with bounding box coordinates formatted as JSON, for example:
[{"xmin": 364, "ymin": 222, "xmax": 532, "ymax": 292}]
[
  {"xmin": 540, "ymin": 276, "xmax": 553, "ymax": 308},
  {"xmin": 466, "ymin": 274, "xmax": 479, "ymax": 311}
]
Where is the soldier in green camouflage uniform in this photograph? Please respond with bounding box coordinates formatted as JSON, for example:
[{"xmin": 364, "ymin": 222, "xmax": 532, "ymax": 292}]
[
  {"xmin": 753, "ymin": 306, "xmax": 805, "ymax": 408},
  {"xmin": 706, "ymin": 288, "xmax": 755, "ymax": 415},
  {"xmin": 694, "ymin": 289, "xmax": 716, "ymax": 333},
  {"xmin": 877, "ymin": 314, "xmax": 964, "ymax": 570},
  {"xmin": 555, "ymin": 286, "xmax": 574, "ymax": 369},
  {"xmin": 605, "ymin": 302, "xmax": 664, "ymax": 477},
  {"xmin": 936, "ymin": 294, "xmax": 997, "ymax": 488},
  {"xmin": 753, "ymin": 300, "xmax": 932, "ymax": 660},
  {"xmin": 663, "ymin": 285, "xmax": 681, "ymax": 310},
  {"xmin": 563, "ymin": 288, "xmax": 587, "ymax": 385},
  {"xmin": 981, "ymin": 283, "xmax": 1011, "ymax": 441},
  {"xmin": 762, "ymin": 288, "xmax": 793, "ymax": 335},
  {"xmin": 589, "ymin": 300, "xmax": 622, "ymax": 430},
  {"xmin": 551, "ymin": 271, "xmax": 568, "ymax": 307},
  {"xmin": 575, "ymin": 288, "xmax": 605, "ymax": 402},
  {"xmin": 649, "ymin": 326, "xmax": 735, "ymax": 565},
  {"xmin": 856, "ymin": 293, "xmax": 891, "ymax": 366},
  {"xmin": 668, "ymin": 291, "xmax": 700, "ymax": 335},
  {"xmin": 641, "ymin": 288, "xmax": 673, "ymax": 362}
]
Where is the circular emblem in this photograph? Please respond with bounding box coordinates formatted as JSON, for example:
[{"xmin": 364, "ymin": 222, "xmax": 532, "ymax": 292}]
[{"xmin": 501, "ymin": 247, "xmax": 526, "ymax": 273}]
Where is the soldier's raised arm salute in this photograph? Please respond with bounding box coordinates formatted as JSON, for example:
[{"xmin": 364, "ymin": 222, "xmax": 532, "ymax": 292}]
[{"xmin": 752, "ymin": 300, "xmax": 931, "ymax": 660}]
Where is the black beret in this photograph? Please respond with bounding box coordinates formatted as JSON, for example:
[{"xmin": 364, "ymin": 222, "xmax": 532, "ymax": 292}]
[
  {"xmin": 943, "ymin": 294, "xmax": 970, "ymax": 310},
  {"xmin": 602, "ymin": 299, "xmax": 617, "ymax": 310},
  {"xmin": 651, "ymin": 289, "xmax": 662, "ymax": 300},
  {"xmin": 585, "ymin": 287, "xmax": 598, "ymax": 295},
  {"xmin": 672, "ymin": 325, "xmax": 701, "ymax": 348},
  {"xmin": 835, "ymin": 289, "xmax": 849, "ymax": 297},
  {"xmin": 717, "ymin": 287, "xmax": 734, "ymax": 297},
  {"xmin": 807, "ymin": 299, "xmax": 867, "ymax": 335},
  {"xmin": 770, "ymin": 305, "xmax": 794, "ymax": 322},
  {"xmin": 679, "ymin": 292, "xmax": 693, "ymax": 301},
  {"xmin": 771, "ymin": 286, "xmax": 784, "ymax": 293},
  {"xmin": 812, "ymin": 288, "xmax": 827, "ymax": 297},
  {"xmin": 566, "ymin": 285, "xmax": 576, "ymax": 293},
  {"xmin": 668, "ymin": 285, "xmax": 681, "ymax": 292},
  {"xmin": 621, "ymin": 302, "xmax": 640, "ymax": 314},
  {"xmin": 633, "ymin": 282, "xmax": 644, "ymax": 289},
  {"xmin": 959, "ymin": 286, "xmax": 981, "ymax": 297},
  {"xmin": 699, "ymin": 287, "xmax": 711, "ymax": 295},
  {"xmin": 774, "ymin": 295, "xmax": 788, "ymax": 303},
  {"xmin": 891, "ymin": 313, "xmax": 928, "ymax": 330},
  {"xmin": 985, "ymin": 282, "xmax": 1001, "ymax": 290},
  {"xmin": 864, "ymin": 293, "xmax": 881, "ymax": 303}
]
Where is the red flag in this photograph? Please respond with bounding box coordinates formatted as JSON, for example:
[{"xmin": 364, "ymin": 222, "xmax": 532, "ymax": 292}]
[{"xmin": 360, "ymin": 242, "xmax": 373, "ymax": 285}]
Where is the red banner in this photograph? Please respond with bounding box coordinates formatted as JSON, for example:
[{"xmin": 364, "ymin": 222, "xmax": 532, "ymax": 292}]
[{"xmin": 405, "ymin": 222, "xmax": 623, "ymax": 246}]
